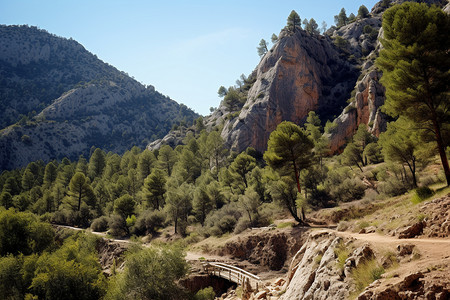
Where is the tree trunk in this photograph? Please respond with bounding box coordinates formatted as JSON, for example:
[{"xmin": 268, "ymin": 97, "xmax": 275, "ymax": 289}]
[
  {"xmin": 292, "ymin": 160, "xmax": 301, "ymax": 193},
  {"xmin": 291, "ymin": 160, "xmax": 309, "ymax": 226},
  {"xmin": 433, "ymin": 120, "xmax": 450, "ymax": 186}
]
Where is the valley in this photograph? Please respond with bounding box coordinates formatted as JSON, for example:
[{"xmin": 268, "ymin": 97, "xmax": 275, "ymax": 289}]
[{"xmin": 0, "ymin": 0, "xmax": 449, "ymax": 299}]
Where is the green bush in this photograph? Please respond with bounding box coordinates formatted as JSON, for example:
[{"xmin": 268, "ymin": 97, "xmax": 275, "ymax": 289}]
[
  {"xmin": 90, "ymin": 216, "xmax": 109, "ymax": 232},
  {"xmin": 108, "ymin": 215, "xmax": 128, "ymax": 238},
  {"xmin": 195, "ymin": 286, "xmax": 216, "ymax": 300},
  {"xmin": 105, "ymin": 245, "xmax": 188, "ymax": 300},
  {"xmin": 411, "ymin": 187, "xmax": 434, "ymax": 204},
  {"xmin": 0, "ymin": 208, "xmax": 54, "ymax": 256},
  {"xmin": 131, "ymin": 210, "xmax": 165, "ymax": 236},
  {"xmin": 30, "ymin": 233, "xmax": 107, "ymax": 300}
]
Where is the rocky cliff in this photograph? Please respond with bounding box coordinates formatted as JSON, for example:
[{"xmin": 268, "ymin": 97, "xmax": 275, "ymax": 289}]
[
  {"xmin": 0, "ymin": 25, "xmax": 198, "ymax": 170},
  {"xmin": 219, "ymin": 28, "xmax": 358, "ymax": 153}
]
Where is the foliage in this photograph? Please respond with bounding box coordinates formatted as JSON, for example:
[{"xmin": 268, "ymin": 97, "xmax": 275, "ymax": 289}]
[
  {"xmin": 30, "ymin": 233, "xmax": 106, "ymax": 300},
  {"xmin": 264, "ymin": 121, "xmax": 313, "ymax": 222},
  {"xmin": 351, "ymin": 258, "xmax": 384, "ymax": 296},
  {"xmin": 411, "ymin": 187, "xmax": 434, "ymax": 204},
  {"xmin": 324, "ymin": 167, "xmax": 365, "ymax": 203},
  {"xmin": 376, "ymin": 2, "xmax": 450, "ymax": 186},
  {"xmin": 287, "ymin": 10, "xmax": 301, "ymax": 32},
  {"xmin": 334, "ymin": 8, "xmax": 348, "ymax": 27},
  {"xmin": 114, "ymin": 194, "xmax": 136, "ymax": 219},
  {"xmin": 105, "ymin": 245, "xmax": 188, "ymax": 300},
  {"xmin": 195, "ymin": 286, "xmax": 216, "ymax": 300},
  {"xmin": 132, "ymin": 210, "xmax": 165, "ymax": 236},
  {"xmin": 358, "ymin": 5, "xmax": 369, "ymax": 18},
  {"xmin": 0, "ymin": 208, "xmax": 54, "ymax": 256},
  {"xmin": 257, "ymin": 39, "xmax": 269, "ymax": 57},
  {"xmin": 90, "ymin": 216, "xmax": 109, "ymax": 232},
  {"xmin": 379, "ymin": 118, "xmax": 432, "ymax": 188}
]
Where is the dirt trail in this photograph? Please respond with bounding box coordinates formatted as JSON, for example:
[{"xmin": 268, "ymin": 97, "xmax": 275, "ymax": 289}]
[
  {"xmin": 320, "ymin": 228, "xmax": 450, "ymax": 291},
  {"xmin": 331, "ymin": 229, "xmax": 450, "ymax": 257}
]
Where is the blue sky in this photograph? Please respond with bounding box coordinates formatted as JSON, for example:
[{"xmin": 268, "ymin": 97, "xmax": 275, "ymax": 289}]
[{"xmin": 1, "ymin": 0, "xmax": 379, "ymax": 115}]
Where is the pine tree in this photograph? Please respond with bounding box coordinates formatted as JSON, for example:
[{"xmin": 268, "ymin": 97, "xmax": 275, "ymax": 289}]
[
  {"xmin": 376, "ymin": 2, "xmax": 450, "ymax": 186},
  {"xmin": 264, "ymin": 121, "xmax": 313, "ymax": 224},
  {"xmin": 257, "ymin": 39, "xmax": 269, "ymax": 57},
  {"xmin": 88, "ymin": 148, "xmax": 106, "ymax": 178},
  {"xmin": 287, "ymin": 10, "xmax": 301, "ymax": 32},
  {"xmin": 358, "ymin": 5, "xmax": 369, "ymax": 18}
]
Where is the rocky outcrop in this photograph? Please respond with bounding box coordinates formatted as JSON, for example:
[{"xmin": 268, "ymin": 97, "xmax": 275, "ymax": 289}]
[
  {"xmin": 421, "ymin": 195, "xmax": 450, "ymax": 238},
  {"xmin": 216, "ymin": 228, "xmax": 307, "ymax": 271},
  {"xmin": 358, "ymin": 269, "xmax": 450, "ymax": 300},
  {"xmin": 327, "ymin": 68, "xmax": 387, "ymax": 152},
  {"xmin": 95, "ymin": 239, "xmax": 128, "ymax": 276},
  {"xmin": 280, "ymin": 231, "xmax": 351, "ymax": 300},
  {"xmin": 220, "ymin": 28, "xmax": 358, "ymax": 153}
]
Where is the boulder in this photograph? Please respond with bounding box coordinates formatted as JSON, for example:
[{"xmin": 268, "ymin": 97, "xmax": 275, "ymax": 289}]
[{"xmin": 398, "ymin": 221, "xmax": 425, "ymax": 239}]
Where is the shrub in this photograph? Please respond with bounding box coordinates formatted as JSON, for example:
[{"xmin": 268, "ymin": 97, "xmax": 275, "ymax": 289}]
[
  {"xmin": 108, "ymin": 215, "xmax": 128, "ymax": 238},
  {"xmin": 105, "ymin": 245, "xmax": 188, "ymax": 300},
  {"xmin": 132, "ymin": 210, "xmax": 165, "ymax": 236},
  {"xmin": 233, "ymin": 218, "xmax": 251, "ymax": 234},
  {"xmin": 0, "ymin": 209, "xmax": 54, "ymax": 256},
  {"xmin": 91, "ymin": 216, "xmax": 109, "ymax": 232},
  {"xmin": 195, "ymin": 287, "xmax": 215, "ymax": 300},
  {"xmin": 203, "ymin": 203, "xmax": 243, "ymax": 237},
  {"xmin": 411, "ymin": 187, "xmax": 434, "ymax": 204},
  {"xmin": 30, "ymin": 234, "xmax": 107, "ymax": 300},
  {"xmin": 351, "ymin": 258, "xmax": 384, "ymax": 295}
]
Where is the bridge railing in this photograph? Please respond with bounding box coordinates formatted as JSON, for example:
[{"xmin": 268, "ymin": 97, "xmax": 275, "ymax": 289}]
[{"xmin": 202, "ymin": 262, "xmax": 262, "ymax": 291}]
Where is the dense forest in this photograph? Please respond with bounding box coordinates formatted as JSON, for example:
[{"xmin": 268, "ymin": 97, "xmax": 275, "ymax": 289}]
[{"xmin": 0, "ymin": 2, "xmax": 448, "ymax": 299}]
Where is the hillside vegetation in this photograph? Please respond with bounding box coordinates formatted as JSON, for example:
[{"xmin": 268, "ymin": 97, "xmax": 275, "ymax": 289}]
[
  {"xmin": 0, "ymin": 25, "xmax": 198, "ymax": 170},
  {"xmin": 0, "ymin": 1, "xmax": 449, "ymax": 299}
]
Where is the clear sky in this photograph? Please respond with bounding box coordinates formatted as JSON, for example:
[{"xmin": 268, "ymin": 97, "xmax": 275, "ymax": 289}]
[{"xmin": 1, "ymin": 0, "xmax": 379, "ymax": 115}]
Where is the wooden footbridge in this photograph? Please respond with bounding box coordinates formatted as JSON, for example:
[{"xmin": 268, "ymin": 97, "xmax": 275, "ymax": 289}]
[{"xmin": 202, "ymin": 262, "xmax": 262, "ymax": 291}]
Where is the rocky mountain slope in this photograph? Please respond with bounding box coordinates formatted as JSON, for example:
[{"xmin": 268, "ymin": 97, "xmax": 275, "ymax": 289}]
[
  {"xmin": 0, "ymin": 25, "xmax": 198, "ymax": 170},
  {"xmin": 151, "ymin": 0, "xmax": 446, "ymax": 154}
]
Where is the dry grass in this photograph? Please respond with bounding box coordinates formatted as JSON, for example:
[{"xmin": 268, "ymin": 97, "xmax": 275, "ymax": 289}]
[{"xmin": 350, "ymin": 258, "xmax": 384, "ymax": 298}]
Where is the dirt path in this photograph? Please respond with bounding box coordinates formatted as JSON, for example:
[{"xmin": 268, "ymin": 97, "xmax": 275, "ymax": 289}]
[
  {"xmin": 317, "ymin": 229, "xmax": 450, "ymax": 290},
  {"xmin": 331, "ymin": 230, "xmax": 450, "ymax": 258}
]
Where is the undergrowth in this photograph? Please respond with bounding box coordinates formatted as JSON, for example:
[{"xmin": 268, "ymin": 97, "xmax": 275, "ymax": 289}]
[
  {"xmin": 350, "ymin": 258, "xmax": 384, "ymax": 297},
  {"xmin": 334, "ymin": 240, "xmax": 351, "ymax": 271}
]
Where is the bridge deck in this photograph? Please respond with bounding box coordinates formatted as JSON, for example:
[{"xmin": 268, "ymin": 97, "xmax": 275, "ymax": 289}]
[{"xmin": 202, "ymin": 262, "xmax": 262, "ymax": 291}]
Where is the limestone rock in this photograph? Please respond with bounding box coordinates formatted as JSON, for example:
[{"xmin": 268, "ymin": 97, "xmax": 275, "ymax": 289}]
[
  {"xmin": 220, "ymin": 28, "xmax": 357, "ymax": 153},
  {"xmin": 280, "ymin": 232, "xmax": 350, "ymax": 300},
  {"xmin": 327, "ymin": 69, "xmax": 387, "ymax": 153}
]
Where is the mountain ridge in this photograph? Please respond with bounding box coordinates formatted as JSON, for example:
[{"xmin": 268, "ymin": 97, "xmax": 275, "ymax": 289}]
[{"xmin": 0, "ymin": 25, "xmax": 198, "ymax": 170}]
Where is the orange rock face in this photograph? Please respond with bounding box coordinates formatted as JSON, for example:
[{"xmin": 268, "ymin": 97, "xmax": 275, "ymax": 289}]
[
  {"xmin": 328, "ymin": 70, "xmax": 387, "ymax": 153},
  {"xmin": 221, "ymin": 29, "xmax": 358, "ymax": 153}
]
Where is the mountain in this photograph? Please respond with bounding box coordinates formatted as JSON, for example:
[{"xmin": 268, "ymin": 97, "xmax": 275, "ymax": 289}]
[
  {"xmin": 149, "ymin": 0, "xmax": 446, "ymax": 154},
  {"xmin": 0, "ymin": 25, "xmax": 198, "ymax": 170}
]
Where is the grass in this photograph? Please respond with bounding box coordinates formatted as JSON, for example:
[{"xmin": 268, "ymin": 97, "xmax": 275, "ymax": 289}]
[
  {"xmin": 277, "ymin": 222, "xmax": 294, "ymax": 229},
  {"xmin": 334, "ymin": 240, "xmax": 351, "ymax": 271},
  {"xmin": 350, "ymin": 258, "xmax": 384, "ymax": 298},
  {"xmin": 314, "ymin": 254, "xmax": 323, "ymax": 266},
  {"xmin": 411, "ymin": 186, "xmax": 435, "ymax": 204}
]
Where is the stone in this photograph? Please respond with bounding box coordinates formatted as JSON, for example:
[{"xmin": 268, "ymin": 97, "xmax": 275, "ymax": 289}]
[
  {"xmin": 397, "ymin": 244, "xmax": 415, "ymax": 256},
  {"xmin": 254, "ymin": 290, "xmax": 267, "ymax": 299},
  {"xmin": 401, "ymin": 272, "xmax": 424, "ymax": 290},
  {"xmin": 398, "ymin": 221, "xmax": 425, "ymax": 239},
  {"xmin": 219, "ymin": 27, "xmax": 358, "ymax": 153}
]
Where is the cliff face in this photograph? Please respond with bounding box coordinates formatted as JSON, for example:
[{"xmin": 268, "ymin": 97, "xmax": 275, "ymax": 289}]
[
  {"xmin": 327, "ymin": 69, "xmax": 388, "ymax": 152},
  {"xmin": 221, "ymin": 29, "xmax": 357, "ymax": 153},
  {"xmin": 0, "ymin": 25, "xmax": 198, "ymax": 170}
]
